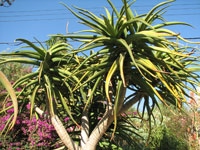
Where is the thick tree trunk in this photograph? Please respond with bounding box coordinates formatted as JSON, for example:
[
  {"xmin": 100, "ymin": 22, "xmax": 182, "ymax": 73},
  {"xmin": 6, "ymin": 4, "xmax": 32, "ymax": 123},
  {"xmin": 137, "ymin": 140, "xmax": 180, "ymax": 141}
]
[
  {"xmin": 120, "ymin": 93, "xmax": 143, "ymax": 113},
  {"xmin": 82, "ymin": 93, "xmax": 143, "ymax": 150},
  {"xmin": 34, "ymin": 92, "xmax": 142, "ymax": 150},
  {"xmin": 33, "ymin": 105, "xmax": 80, "ymax": 150},
  {"xmin": 80, "ymin": 111, "xmax": 89, "ymax": 148},
  {"xmin": 82, "ymin": 84, "xmax": 126, "ymax": 150},
  {"xmin": 82, "ymin": 104, "xmax": 114, "ymax": 150},
  {"xmin": 51, "ymin": 115, "xmax": 80, "ymax": 150}
]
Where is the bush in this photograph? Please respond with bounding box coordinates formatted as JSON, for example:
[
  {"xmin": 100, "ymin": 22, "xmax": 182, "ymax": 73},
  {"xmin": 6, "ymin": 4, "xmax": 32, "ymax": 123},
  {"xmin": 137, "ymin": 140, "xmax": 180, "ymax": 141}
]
[
  {"xmin": 0, "ymin": 62, "xmax": 32, "ymax": 90},
  {"xmin": 146, "ymin": 125, "xmax": 189, "ymax": 150},
  {"xmin": 0, "ymin": 102, "xmax": 60, "ymax": 149}
]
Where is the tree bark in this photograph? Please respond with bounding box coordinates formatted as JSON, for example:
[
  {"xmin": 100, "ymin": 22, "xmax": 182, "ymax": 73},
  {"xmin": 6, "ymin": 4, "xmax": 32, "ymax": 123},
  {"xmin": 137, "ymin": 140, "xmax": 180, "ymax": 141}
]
[
  {"xmin": 82, "ymin": 88, "xmax": 143, "ymax": 150},
  {"xmin": 80, "ymin": 111, "xmax": 89, "ymax": 148},
  {"xmin": 51, "ymin": 115, "xmax": 80, "ymax": 150},
  {"xmin": 34, "ymin": 92, "xmax": 142, "ymax": 150},
  {"xmin": 82, "ymin": 103, "xmax": 113, "ymax": 150},
  {"xmin": 120, "ymin": 93, "xmax": 143, "ymax": 113}
]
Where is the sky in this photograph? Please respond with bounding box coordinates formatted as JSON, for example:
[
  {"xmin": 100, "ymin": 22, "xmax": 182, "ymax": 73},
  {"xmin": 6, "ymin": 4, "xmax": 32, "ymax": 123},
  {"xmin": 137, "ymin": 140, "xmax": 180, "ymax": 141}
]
[{"xmin": 0, "ymin": 0, "xmax": 200, "ymax": 52}]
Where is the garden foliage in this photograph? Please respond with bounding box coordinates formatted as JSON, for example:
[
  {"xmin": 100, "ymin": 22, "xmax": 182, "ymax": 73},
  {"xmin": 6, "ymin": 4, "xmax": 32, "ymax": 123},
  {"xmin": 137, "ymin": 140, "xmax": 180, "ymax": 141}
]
[{"xmin": 0, "ymin": 0, "xmax": 200, "ymax": 149}]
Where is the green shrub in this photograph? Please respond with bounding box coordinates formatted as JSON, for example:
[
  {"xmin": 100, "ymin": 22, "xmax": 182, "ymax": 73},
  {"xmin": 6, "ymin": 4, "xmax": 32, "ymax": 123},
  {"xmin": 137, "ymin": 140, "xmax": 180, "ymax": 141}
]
[
  {"xmin": 0, "ymin": 62, "xmax": 32, "ymax": 90},
  {"xmin": 147, "ymin": 125, "xmax": 189, "ymax": 150}
]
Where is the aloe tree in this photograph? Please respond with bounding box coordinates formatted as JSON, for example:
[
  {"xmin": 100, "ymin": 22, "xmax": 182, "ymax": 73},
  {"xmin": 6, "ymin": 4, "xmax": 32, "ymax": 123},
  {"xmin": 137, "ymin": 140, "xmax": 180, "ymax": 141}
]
[{"xmin": 0, "ymin": 0, "xmax": 200, "ymax": 150}]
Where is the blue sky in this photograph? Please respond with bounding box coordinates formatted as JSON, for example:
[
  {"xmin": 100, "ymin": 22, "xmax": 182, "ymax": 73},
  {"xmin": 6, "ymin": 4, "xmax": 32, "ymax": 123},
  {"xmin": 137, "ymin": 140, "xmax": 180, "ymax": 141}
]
[{"xmin": 0, "ymin": 0, "xmax": 200, "ymax": 51}]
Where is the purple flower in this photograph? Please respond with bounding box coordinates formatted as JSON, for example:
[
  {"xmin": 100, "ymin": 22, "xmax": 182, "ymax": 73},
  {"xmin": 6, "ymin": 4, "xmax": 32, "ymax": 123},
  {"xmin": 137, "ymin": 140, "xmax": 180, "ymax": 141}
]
[
  {"xmin": 39, "ymin": 131, "xmax": 43, "ymax": 137},
  {"xmin": 44, "ymin": 123, "xmax": 49, "ymax": 128},
  {"xmin": 56, "ymin": 144, "xmax": 60, "ymax": 148},
  {"xmin": 6, "ymin": 102, "xmax": 12, "ymax": 107},
  {"xmin": 16, "ymin": 88, "xmax": 22, "ymax": 92},
  {"xmin": 5, "ymin": 114, "xmax": 11, "ymax": 120},
  {"xmin": 28, "ymin": 126, "xmax": 35, "ymax": 132},
  {"xmin": 7, "ymin": 108, "xmax": 14, "ymax": 113},
  {"xmin": 46, "ymin": 134, "xmax": 52, "ymax": 139},
  {"xmin": 0, "ymin": 124, "xmax": 5, "ymax": 131},
  {"xmin": 0, "ymin": 106, "xmax": 59, "ymax": 149},
  {"xmin": 32, "ymin": 117, "xmax": 37, "ymax": 123}
]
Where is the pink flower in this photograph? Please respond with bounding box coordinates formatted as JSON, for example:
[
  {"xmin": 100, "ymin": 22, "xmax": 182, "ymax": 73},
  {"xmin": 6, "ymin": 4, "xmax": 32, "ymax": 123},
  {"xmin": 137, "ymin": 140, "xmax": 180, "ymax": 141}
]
[
  {"xmin": 16, "ymin": 88, "xmax": 22, "ymax": 92},
  {"xmin": 31, "ymin": 141, "xmax": 36, "ymax": 146},
  {"xmin": 5, "ymin": 114, "xmax": 11, "ymax": 120},
  {"xmin": 67, "ymin": 128, "xmax": 72, "ymax": 132},
  {"xmin": 16, "ymin": 119, "xmax": 20, "ymax": 125},
  {"xmin": 121, "ymin": 113, "xmax": 126, "ymax": 117},
  {"xmin": 37, "ymin": 142, "xmax": 45, "ymax": 146},
  {"xmin": 127, "ymin": 112, "xmax": 132, "ymax": 115},
  {"xmin": 15, "ymin": 142, "xmax": 21, "ymax": 146},
  {"xmin": 0, "ymin": 124, "xmax": 5, "ymax": 131},
  {"xmin": 26, "ymin": 103, "xmax": 31, "ymax": 110},
  {"xmin": 0, "ymin": 90, "xmax": 6, "ymax": 93},
  {"xmin": 32, "ymin": 117, "xmax": 37, "ymax": 123},
  {"xmin": 67, "ymin": 126, "xmax": 74, "ymax": 132},
  {"xmin": 39, "ymin": 131, "xmax": 43, "ymax": 137},
  {"xmin": 22, "ymin": 120, "xmax": 29, "ymax": 124},
  {"xmin": 21, "ymin": 127, "xmax": 26, "ymax": 134},
  {"xmin": 7, "ymin": 108, "xmax": 14, "ymax": 113},
  {"xmin": 9, "ymin": 143, "xmax": 13, "ymax": 146},
  {"xmin": 56, "ymin": 144, "xmax": 60, "ymax": 148},
  {"xmin": 6, "ymin": 102, "xmax": 12, "ymax": 107},
  {"xmin": 64, "ymin": 117, "xmax": 69, "ymax": 122}
]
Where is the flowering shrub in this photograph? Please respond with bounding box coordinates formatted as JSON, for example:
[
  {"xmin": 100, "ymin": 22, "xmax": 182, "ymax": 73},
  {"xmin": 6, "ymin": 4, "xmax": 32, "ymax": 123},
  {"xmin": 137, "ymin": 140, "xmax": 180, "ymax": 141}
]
[
  {"xmin": 0, "ymin": 102, "xmax": 61, "ymax": 149},
  {"xmin": 0, "ymin": 61, "xmax": 61, "ymax": 149}
]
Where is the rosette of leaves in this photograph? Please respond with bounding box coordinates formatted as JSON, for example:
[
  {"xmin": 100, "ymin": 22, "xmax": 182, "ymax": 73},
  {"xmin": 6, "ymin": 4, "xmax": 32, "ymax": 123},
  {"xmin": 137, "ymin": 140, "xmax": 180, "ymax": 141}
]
[{"xmin": 0, "ymin": 37, "xmax": 85, "ymax": 143}]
